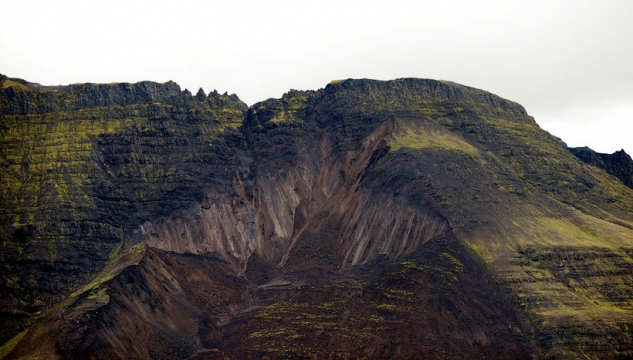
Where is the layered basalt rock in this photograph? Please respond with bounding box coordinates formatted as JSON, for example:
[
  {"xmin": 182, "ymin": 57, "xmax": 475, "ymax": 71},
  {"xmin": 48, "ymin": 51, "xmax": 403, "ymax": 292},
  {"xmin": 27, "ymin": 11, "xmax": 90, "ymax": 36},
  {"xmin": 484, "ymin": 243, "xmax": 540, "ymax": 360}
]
[
  {"xmin": 570, "ymin": 146, "xmax": 633, "ymax": 189},
  {"xmin": 0, "ymin": 77, "xmax": 248, "ymax": 342},
  {"xmin": 2, "ymin": 76, "xmax": 633, "ymax": 359}
]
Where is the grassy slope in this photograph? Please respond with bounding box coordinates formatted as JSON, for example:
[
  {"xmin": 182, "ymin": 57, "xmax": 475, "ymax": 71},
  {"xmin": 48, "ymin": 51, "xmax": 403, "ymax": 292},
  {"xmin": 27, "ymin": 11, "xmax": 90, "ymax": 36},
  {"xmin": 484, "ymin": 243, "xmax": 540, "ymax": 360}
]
[{"xmin": 381, "ymin": 92, "xmax": 633, "ymax": 358}]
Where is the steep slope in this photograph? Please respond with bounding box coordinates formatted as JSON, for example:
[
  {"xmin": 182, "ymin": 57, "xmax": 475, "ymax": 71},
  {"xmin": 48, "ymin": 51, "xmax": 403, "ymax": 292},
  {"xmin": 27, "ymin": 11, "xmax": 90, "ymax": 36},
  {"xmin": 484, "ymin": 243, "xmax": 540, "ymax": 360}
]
[
  {"xmin": 2, "ymin": 76, "xmax": 633, "ymax": 359},
  {"xmin": 0, "ymin": 76, "xmax": 249, "ymax": 342},
  {"xmin": 4, "ymin": 245, "xmax": 252, "ymax": 360},
  {"xmin": 569, "ymin": 146, "xmax": 633, "ymax": 189},
  {"xmin": 2, "ymin": 239, "xmax": 531, "ymax": 360},
  {"xmin": 251, "ymin": 80, "xmax": 633, "ymax": 358}
]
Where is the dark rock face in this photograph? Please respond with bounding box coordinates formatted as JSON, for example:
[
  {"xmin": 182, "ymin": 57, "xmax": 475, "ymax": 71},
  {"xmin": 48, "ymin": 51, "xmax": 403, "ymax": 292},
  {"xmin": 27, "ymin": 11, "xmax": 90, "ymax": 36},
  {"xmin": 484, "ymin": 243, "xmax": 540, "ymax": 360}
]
[
  {"xmin": 2, "ymin": 76, "xmax": 633, "ymax": 359},
  {"xmin": 569, "ymin": 146, "xmax": 633, "ymax": 188},
  {"xmin": 0, "ymin": 78, "xmax": 248, "ymax": 343}
]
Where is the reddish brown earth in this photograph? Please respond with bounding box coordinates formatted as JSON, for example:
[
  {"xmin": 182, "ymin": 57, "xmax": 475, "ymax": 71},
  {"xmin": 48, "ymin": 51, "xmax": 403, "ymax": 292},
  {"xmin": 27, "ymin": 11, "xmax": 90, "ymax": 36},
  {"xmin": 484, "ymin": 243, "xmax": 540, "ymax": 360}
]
[{"xmin": 7, "ymin": 240, "xmax": 531, "ymax": 360}]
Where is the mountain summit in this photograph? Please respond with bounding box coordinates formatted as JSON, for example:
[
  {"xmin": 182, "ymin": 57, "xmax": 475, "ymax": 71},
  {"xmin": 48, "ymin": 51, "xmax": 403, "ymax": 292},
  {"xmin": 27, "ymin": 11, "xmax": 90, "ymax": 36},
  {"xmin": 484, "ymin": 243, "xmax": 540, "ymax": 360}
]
[{"xmin": 1, "ymin": 76, "xmax": 633, "ymax": 359}]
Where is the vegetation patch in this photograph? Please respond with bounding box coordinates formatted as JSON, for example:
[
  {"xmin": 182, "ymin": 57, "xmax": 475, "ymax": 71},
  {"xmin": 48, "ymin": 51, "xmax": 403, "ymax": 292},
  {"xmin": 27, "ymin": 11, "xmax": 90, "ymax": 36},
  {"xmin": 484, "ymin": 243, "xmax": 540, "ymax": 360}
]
[
  {"xmin": 0, "ymin": 329, "xmax": 28, "ymax": 359},
  {"xmin": 387, "ymin": 117, "xmax": 479, "ymax": 156}
]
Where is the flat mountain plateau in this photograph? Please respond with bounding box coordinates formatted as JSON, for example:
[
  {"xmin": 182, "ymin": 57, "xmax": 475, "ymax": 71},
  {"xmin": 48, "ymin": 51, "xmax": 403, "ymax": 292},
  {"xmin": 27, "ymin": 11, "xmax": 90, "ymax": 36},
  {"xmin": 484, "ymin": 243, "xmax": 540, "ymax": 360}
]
[{"xmin": 1, "ymin": 74, "xmax": 633, "ymax": 359}]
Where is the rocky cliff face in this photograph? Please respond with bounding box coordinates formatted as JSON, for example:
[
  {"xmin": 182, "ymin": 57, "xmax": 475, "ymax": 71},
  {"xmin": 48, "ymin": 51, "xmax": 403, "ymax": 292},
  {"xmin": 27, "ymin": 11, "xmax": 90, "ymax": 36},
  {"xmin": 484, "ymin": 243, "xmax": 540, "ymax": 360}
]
[
  {"xmin": 2, "ymin": 76, "xmax": 633, "ymax": 359},
  {"xmin": 0, "ymin": 76, "xmax": 248, "ymax": 342},
  {"xmin": 569, "ymin": 146, "xmax": 633, "ymax": 189}
]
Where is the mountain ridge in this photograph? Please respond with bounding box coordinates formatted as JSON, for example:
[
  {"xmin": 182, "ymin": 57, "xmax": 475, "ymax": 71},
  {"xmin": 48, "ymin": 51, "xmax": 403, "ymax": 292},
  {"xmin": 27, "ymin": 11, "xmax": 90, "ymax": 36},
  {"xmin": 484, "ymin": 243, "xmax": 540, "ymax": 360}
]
[
  {"xmin": 569, "ymin": 146, "xmax": 633, "ymax": 189},
  {"xmin": 2, "ymin": 75, "xmax": 633, "ymax": 359}
]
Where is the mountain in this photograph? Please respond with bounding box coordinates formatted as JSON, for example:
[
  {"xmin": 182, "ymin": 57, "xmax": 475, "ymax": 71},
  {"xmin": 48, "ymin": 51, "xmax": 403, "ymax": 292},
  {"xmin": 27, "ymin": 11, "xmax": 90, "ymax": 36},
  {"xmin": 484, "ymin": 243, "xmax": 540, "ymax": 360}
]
[
  {"xmin": 569, "ymin": 146, "xmax": 633, "ymax": 189},
  {"xmin": 1, "ymin": 75, "xmax": 633, "ymax": 359}
]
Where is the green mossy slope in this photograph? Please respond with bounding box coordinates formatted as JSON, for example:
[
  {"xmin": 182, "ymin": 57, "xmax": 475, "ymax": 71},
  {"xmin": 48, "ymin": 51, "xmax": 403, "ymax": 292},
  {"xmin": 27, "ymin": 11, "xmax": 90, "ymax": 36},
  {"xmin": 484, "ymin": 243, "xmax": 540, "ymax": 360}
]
[{"xmin": 0, "ymin": 77, "xmax": 248, "ymax": 343}]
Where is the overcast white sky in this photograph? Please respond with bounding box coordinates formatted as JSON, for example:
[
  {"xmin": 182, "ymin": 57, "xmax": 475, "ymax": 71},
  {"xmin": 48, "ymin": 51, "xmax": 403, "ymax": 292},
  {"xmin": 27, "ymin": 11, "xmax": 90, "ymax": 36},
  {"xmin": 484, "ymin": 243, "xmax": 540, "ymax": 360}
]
[{"xmin": 1, "ymin": 0, "xmax": 632, "ymax": 154}]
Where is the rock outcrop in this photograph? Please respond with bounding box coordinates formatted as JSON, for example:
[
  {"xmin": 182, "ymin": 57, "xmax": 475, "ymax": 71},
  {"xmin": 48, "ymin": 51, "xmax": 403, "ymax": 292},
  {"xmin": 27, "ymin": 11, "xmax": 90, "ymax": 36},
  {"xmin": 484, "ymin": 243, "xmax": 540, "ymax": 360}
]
[
  {"xmin": 569, "ymin": 146, "xmax": 633, "ymax": 189},
  {"xmin": 2, "ymin": 76, "xmax": 633, "ymax": 359}
]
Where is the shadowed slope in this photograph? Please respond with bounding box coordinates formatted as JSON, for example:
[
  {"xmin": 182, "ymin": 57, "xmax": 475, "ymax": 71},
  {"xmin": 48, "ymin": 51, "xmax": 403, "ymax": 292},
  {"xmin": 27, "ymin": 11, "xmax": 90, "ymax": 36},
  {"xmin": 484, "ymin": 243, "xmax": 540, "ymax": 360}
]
[{"xmin": 4, "ymin": 245, "xmax": 251, "ymax": 360}]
